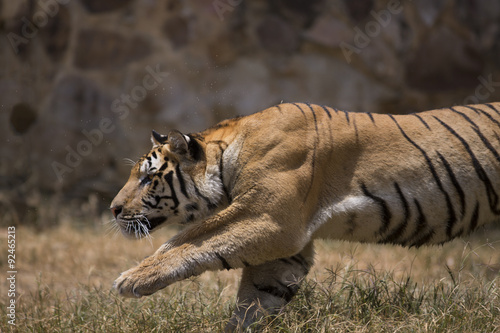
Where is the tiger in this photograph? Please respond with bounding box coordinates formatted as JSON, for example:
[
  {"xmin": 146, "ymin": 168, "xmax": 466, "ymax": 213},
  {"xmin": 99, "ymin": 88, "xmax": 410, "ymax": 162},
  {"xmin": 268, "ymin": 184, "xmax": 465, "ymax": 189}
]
[{"xmin": 111, "ymin": 102, "xmax": 500, "ymax": 331}]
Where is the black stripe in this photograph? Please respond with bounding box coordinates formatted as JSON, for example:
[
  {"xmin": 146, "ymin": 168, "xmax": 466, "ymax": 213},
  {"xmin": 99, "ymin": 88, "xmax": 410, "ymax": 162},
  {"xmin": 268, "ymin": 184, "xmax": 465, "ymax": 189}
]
[
  {"xmin": 409, "ymin": 199, "xmax": 435, "ymax": 247},
  {"xmin": 412, "ymin": 114, "xmax": 431, "ymax": 130},
  {"xmin": 414, "ymin": 199, "xmax": 427, "ymax": 231},
  {"xmin": 292, "ymin": 103, "xmax": 307, "ymax": 118},
  {"xmin": 151, "ymin": 151, "xmax": 157, "ymax": 159},
  {"xmin": 279, "ymin": 256, "xmax": 310, "ymax": 274},
  {"xmin": 456, "ymin": 105, "xmax": 480, "ymax": 115},
  {"xmin": 175, "ymin": 164, "xmax": 189, "ymax": 198},
  {"xmin": 381, "ymin": 182, "xmax": 409, "ymax": 244},
  {"xmin": 436, "ymin": 152, "xmax": 466, "ymax": 218},
  {"xmin": 253, "ymin": 283, "xmax": 295, "ymax": 303},
  {"xmin": 149, "ymin": 195, "xmax": 163, "ymax": 209},
  {"xmin": 163, "ymin": 171, "xmax": 180, "ymax": 209},
  {"xmin": 485, "ymin": 103, "xmax": 500, "ymax": 117},
  {"xmin": 353, "ymin": 114, "xmax": 359, "ymax": 141},
  {"xmin": 464, "ymin": 105, "xmax": 500, "ymax": 129},
  {"xmin": 367, "ymin": 112, "xmax": 375, "ymax": 124},
  {"xmin": 159, "ymin": 162, "xmax": 168, "ymax": 171},
  {"xmin": 468, "ymin": 202, "xmax": 480, "ymax": 234},
  {"xmin": 344, "ymin": 111, "xmax": 350, "ymax": 124},
  {"xmin": 187, "ymin": 135, "xmax": 203, "ymax": 161},
  {"xmin": 215, "ymin": 253, "xmax": 232, "ymax": 270},
  {"xmin": 389, "ymin": 115, "xmax": 457, "ymax": 238},
  {"xmin": 466, "ymin": 105, "xmax": 490, "ymax": 115},
  {"xmin": 290, "ymin": 254, "xmax": 310, "ymax": 273},
  {"xmin": 412, "ymin": 229, "xmax": 435, "ymax": 247},
  {"xmin": 141, "ymin": 197, "xmax": 154, "ymax": 208},
  {"xmin": 279, "ymin": 258, "xmax": 294, "ymax": 266},
  {"xmin": 472, "ymin": 125, "xmax": 500, "ymax": 162},
  {"xmin": 495, "ymin": 132, "xmax": 500, "ymax": 145},
  {"xmin": 450, "ymin": 107, "xmax": 479, "ymax": 127},
  {"xmin": 306, "ymin": 103, "xmax": 320, "ymax": 135},
  {"xmin": 434, "ymin": 116, "xmax": 500, "ymax": 215},
  {"xmin": 361, "ymin": 183, "xmax": 391, "ymax": 235},
  {"xmin": 449, "ymin": 108, "xmax": 500, "ymax": 162},
  {"xmin": 320, "ymin": 105, "xmax": 332, "ymax": 119}
]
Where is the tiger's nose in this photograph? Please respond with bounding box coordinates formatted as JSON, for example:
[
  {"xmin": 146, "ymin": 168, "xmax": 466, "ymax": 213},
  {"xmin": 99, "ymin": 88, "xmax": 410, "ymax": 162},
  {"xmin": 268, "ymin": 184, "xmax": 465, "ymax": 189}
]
[{"xmin": 110, "ymin": 205, "xmax": 123, "ymax": 219}]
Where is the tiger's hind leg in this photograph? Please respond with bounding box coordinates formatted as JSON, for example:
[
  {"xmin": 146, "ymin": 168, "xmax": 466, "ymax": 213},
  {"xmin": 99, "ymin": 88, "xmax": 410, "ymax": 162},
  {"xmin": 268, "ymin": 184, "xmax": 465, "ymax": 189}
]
[{"xmin": 225, "ymin": 242, "xmax": 314, "ymax": 332}]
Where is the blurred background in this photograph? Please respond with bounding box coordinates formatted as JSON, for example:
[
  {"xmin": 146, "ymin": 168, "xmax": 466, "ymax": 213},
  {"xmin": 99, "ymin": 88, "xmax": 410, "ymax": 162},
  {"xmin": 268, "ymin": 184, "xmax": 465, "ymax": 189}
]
[{"xmin": 2, "ymin": 0, "xmax": 500, "ymax": 229}]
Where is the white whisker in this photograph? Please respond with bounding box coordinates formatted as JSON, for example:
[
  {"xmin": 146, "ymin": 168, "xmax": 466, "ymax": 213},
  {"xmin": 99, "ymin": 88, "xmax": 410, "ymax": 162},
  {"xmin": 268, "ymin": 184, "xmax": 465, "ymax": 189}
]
[
  {"xmin": 110, "ymin": 213, "xmax": 156, "ymax": 247},
  {"xmin": 134, "ymin": 219, "xmax": 141, "ymax": 239},
  {"xmin": 139, "ymin": 221, "xmax": 154, "ymax": 247},
  {"xmin": 103, "ymin": 219, "xmax": 122, "ymax": 238},
  {"xmin": 143, "ymin": 216, "xmax": 152, "ymax": 228},
  {"xmin": 123, "ymin": 158, "xmax": 137, "ymax": 167}
]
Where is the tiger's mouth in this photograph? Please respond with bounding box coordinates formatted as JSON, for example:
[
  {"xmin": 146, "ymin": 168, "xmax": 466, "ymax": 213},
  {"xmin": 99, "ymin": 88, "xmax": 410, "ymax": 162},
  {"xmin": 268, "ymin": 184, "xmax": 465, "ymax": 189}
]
[{"xmin": 116, "ymin": 216, "xmax": 167, "ymax": 238}]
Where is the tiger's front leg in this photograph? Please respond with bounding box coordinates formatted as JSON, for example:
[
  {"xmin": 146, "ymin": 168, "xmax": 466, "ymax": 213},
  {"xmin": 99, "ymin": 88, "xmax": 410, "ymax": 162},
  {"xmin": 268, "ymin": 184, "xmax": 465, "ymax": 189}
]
[
  {"xmin": 226, "ymin": 243, "xmax": 314, "ymax": 332},
  {"xmin": 114, "ymin": 208, "xmax": 308, "ymax": 299}
]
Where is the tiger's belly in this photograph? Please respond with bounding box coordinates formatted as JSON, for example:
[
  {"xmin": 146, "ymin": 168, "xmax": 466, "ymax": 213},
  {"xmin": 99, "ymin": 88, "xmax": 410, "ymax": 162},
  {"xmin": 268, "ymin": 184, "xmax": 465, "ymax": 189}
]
[{"xmin": 308, "ymin": 185, "xmax": 493, "ymax": 247}]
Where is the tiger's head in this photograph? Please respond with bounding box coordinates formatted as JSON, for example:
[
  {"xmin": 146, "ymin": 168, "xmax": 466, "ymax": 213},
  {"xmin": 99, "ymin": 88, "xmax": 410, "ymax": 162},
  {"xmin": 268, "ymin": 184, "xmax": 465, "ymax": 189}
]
[{"xmin": 110, "ymin": 130, "xmax": 224, "ymax": 239}]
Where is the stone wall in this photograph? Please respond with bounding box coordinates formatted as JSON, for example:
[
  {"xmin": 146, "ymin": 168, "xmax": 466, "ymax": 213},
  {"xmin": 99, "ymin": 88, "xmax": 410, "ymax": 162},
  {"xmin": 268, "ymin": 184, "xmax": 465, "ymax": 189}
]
[{"xmin": 1, "ymin": 0, "xmax": 500, "ymax": 221}]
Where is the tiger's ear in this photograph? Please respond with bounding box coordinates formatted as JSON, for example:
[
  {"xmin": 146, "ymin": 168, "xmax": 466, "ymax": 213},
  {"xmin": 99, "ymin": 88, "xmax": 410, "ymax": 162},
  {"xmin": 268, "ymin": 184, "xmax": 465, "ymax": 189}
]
[
  {"xmin": 151, "ymin": 130, "xmax": 168, "ymax": 147},
  {"xmin": 167, "ymin": 130, "xmax": 190, "ymax": 155}
]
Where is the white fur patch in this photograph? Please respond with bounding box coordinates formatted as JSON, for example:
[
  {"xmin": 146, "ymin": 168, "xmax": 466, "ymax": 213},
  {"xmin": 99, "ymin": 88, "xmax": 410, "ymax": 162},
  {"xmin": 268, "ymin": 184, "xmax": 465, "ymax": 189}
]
[
  {"xmin": 199, "ymin": 164, "xmax": 225, "ymax": 204},
  {"xmin": 307, "ymin": 195, "xmax": 374, "ymax": 238},
  {"xmin": 222, "ymin": 137, "xmax": 243, "ymax": 189},
  {"xmin": 139, "ymin": 154, "xmax": 163, "ymax": 176}
]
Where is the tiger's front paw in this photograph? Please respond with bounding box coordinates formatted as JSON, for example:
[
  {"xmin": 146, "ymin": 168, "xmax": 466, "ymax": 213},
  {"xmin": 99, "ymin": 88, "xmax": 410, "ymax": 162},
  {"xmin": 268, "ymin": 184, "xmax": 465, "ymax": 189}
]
[{"xmin": 113, "ymin": 266, "xmax": 164, "ymax": 298}]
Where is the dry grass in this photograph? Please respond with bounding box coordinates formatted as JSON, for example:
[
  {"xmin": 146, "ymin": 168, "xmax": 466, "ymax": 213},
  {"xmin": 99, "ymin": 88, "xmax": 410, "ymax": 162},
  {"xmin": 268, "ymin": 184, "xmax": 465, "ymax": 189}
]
[{"xmin": 1, "ymin": 217, "xmax": 500, "ymax": 332}]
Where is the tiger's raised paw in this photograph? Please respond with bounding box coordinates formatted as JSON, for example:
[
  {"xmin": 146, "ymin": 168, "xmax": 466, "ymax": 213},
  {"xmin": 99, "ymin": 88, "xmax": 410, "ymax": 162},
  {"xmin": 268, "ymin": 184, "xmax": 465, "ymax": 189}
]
[{"xmin": 113, "ymin": 266, "xmax": 163, "ymax": 298}]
